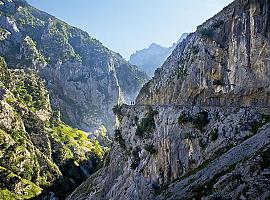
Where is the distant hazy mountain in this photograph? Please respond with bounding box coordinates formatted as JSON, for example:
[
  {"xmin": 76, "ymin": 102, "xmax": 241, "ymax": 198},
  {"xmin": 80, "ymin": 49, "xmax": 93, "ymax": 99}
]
[{"xmin": 129, "ymin": 33, "xmax": 188, "ymax": 77}]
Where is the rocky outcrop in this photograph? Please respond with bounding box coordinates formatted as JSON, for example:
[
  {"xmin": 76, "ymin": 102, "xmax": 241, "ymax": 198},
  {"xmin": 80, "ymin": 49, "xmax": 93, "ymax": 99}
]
[
  {"xmin": 0, "ymin": 57, "xmax": 107, "ymax": 199},
  {"xmin": 137, "ymin": 0, "xmax": 270, "ymax": 107},
  {"xmin": 0, "ymin": 0, "xmax": 148, "ymax": 133},
  {"xmin": 67, "ymin": 105, "xmax": 270, "ymax": 200},
  {"xmin": 157, "ymin": 126, "xmax": 270, "ymax": 200},
  {"xmin": 129, "ymin": 33, "xmax": 188, "ymax": 77}
]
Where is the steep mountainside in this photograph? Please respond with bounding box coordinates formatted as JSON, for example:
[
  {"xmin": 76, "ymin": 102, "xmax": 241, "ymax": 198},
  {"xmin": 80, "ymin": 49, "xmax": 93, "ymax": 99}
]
[
  {"xmin": 0, "ymin": 0, "xmax": 148, "ymax": 133},
  {"xmin": 0, "ymin": 57, "xmax": 107, "ymax": 199},
  {"xmin": 129, "ymin": 33, "xmax": 188, "ymax": 77},
  {"xmin": 68, "ymin": 105, "xmax": 270, "ymax": 200},
  {"xmin": 68, "ymin": 1, "xmax": 270, "ymax": 200},
  {"xmin": 137, "ymin": 0, "xmax": 270, "ymax": 107}
]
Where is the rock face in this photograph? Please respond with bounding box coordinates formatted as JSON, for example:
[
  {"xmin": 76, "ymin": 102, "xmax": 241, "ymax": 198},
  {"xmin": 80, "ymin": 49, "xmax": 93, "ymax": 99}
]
[
  {"xmin": 67, "ymin": 1, "xmax": 270, "ymax": 200},
  {"xmin": 0, "ymin": 0, "xmax": 148, "ymax": 133},
  {"xmin": 68, "ymin": 105, "xmax": 270, "ymax": 200},
  {"xmin": 0, "ymin": 57, "xmax": 107, "ymax": 199},
  {"xmin": 129, "ymin": 33, "xmax": 188, "ymax": 77},
  {"xmin": 137, "ymin": 0, "xmax": 270, "ymax": 107}
]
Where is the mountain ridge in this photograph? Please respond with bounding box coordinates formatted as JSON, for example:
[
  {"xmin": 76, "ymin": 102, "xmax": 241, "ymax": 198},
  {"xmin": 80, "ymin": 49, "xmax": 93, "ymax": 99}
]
[
  {"xmin": 129, "ymin": 33, "xmax": 188, "ymax": 77},
  {"xmin": 0, "ymin": 0, "xmax": 148, "ymax": 133}
]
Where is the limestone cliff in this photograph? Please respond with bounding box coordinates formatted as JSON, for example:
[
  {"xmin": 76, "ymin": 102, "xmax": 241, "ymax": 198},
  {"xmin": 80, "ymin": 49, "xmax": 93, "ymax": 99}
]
[
  {"xmin": 0, "ymin": 0, "xmax": 148, "ymax": 133},
  {"xmin": 137, "ymin": 0, "xmax": 270, "ymax": 107},
  {"xmin": 0, "ymin": 57, "xmax": 107, "ymax": 199},
  {"xmin": 68, "ymin": 105, "xmax": 270, "ymax": 200},
  {"xmin": 68, "ymin": 1, "xmax": 270, "ymax": 199}
]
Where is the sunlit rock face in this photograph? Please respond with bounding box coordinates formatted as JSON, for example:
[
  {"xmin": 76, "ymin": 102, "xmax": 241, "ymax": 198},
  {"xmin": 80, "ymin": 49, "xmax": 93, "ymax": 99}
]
[
  {"xmin": 137, "ymin": 0, "xmax": 270, "ymax": 108},
  {"xmin": 0, "ymin": 0, "xmax": 148, "ymax": 133},
  {"xmin": 67, "ymin": 105, "xmax": 270, "ymax": 200},
  {"xmin": 67, "ymin": 1, "xmax": 270, "ymax": 200}
]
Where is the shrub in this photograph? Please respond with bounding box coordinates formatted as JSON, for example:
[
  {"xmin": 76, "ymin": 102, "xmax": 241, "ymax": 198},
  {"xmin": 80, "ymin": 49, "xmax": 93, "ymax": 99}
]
[
  {"xmin": 212, "ymin": 20, "xmax": 224, "ymax": 29},
  {"xmin": 112, "ymin": 104, "xmax": 123, "ymax": 122},
  {"xmin": 251, "ymin": 114, "xmax": 270, "ymax": 134},
  {"xmin": 114, "ymin": 129, "xmax": 125, "ymax": 149},
  {"xmin": 178, "ymin": 112, "xmax": 190, "ymax": 125},
  {"xmin": 178, "ymin": 111, "xmax": 209, "ymax": 130},
  {"xmin": 210, "ymin": 129, "xmax": 219, "ymax": 141},
  {"xmin": 176, "ymin": 68, "xmax": 188, "ymax": 79},
  {"xmin": 199, "ymin": 28, "xmax": 214, "ymax": 39},
  {"xmin": 135, "ymin": 125, "xmax": 145, "ymax": 137},
  {"xmin": 192, "ymin": 111, "xmax": 209, "ymax": 130},
  {"xmin": 191, "ymin": 46, "xmax": 200, "ymax": 55},
  {"xmin": 199, "ymin": 139, "xmax": 207, "ymax": 149},
  {"xmin": 135, "ymin": 107, "xmax": 158, "ymax": 138},
  {"xmin": 9, "ymin": 130, "xmax": 25, "ymax": 142},
  {"xmin": 51, "ymin": 123, "xmax": 105, "ymax": 160},
  {"xmin": 23, "ymin": 94, "xmax": 32, "ymax": 102},
  {"xmin": 144, "ymin": 144, "xmax": 158, "ymax": 155},
  {"xmin": 213, "ymin": 80, "xmax": 224, "ymax": 86},
  {"xmin": 130, "ymin": 147, "xmax": 141, "ymax": 170},
  {"xmin": 13, "ymin": 78, "xmax": 47, "ymax": 111}
]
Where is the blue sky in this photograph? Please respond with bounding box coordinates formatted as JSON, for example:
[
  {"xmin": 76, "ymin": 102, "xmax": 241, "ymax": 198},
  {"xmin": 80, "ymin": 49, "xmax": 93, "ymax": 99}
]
[{"xmin": 27, "ymin": 0, "xmax": 233, "ymax": 59}]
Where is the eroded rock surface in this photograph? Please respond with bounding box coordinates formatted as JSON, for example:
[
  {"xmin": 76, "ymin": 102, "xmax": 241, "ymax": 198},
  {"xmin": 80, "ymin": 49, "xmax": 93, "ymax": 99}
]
[
  {"xmin": 68, "ymin": 0, "xmax": 270, "ymax": 199},
  {"xmin": 0, "ymin": 0, "xmax": 148, "ymax": 133},
  {"xmin": 137, "ymin": 0, "xmax": 270, "ymax": 108},
  {"xmin": 68, "ymin": 105, "xmax": 270, "ymax": 200}
]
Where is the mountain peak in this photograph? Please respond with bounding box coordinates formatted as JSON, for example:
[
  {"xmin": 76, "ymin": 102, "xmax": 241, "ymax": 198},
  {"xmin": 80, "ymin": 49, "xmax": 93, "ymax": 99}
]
[
  {"xmin": 129, "ymin": 33, "xmax": 188, "ymax": 77},
  {"xmin": 149, "ymin": 43, "xmax": 162, "ymax": 49}
]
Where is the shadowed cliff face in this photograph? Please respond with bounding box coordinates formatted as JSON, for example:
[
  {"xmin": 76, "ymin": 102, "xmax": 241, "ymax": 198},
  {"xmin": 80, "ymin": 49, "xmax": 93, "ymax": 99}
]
[
  {"xmin": 0, "ymin": 0, "xmax": 148, "ymax": 133},
  {"xmin": 137, "ymin": 0, "xmax": 270, "ymax": 107}
]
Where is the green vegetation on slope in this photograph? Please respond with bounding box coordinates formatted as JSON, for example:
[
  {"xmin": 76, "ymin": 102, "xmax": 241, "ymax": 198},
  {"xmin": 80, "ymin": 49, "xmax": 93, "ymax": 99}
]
[
  {"xmin": 0, "ymin": 57, "xmax": 108, "ymax": 199},
  {"xmin": 0, "ymin": 166, "xmax": 42, "ymax": 200}
]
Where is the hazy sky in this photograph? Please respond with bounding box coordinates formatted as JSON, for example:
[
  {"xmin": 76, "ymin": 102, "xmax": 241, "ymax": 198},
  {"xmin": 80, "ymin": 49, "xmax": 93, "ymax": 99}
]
[{"xmin": 27, "ymin": 0, "xmax": 233, "ymax": 60}]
